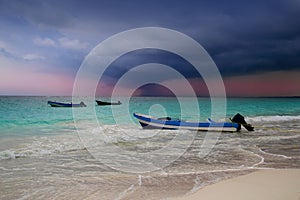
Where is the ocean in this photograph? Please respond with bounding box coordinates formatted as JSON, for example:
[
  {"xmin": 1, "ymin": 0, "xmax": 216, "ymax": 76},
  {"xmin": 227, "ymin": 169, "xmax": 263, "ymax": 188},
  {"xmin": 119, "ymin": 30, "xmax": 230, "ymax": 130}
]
[{"xmin": 0, "ymin": 96, "xmax": 299, "ymax": 199}]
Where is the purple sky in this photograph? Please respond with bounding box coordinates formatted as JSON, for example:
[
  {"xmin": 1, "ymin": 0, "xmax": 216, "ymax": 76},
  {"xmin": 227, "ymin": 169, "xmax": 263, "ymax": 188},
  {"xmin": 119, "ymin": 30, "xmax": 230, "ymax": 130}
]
[{"xmin": 0, "ymin": 0, "xmax": 299, "ymax": 96}]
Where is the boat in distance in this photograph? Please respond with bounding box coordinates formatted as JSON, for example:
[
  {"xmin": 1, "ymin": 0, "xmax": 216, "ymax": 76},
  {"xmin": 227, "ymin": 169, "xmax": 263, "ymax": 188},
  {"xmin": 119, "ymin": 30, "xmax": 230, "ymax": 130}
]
[
  {"xmin": 133, "ymin": 113, "xmax": 249, "ymax": 132},
  {"xmin": 47, "ymin": 101, "xmax": 86, "ymax": 107},
  {"xmin": 96, "ymin": 100, "xmax": 122, "ymax": 106}
]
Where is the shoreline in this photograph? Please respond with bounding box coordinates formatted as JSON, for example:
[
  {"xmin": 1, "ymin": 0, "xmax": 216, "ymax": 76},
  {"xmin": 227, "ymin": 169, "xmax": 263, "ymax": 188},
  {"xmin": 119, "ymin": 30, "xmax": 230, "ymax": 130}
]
[{"xmin": 174, "ymin": 168, "xmax": 300, "ymax": 200}]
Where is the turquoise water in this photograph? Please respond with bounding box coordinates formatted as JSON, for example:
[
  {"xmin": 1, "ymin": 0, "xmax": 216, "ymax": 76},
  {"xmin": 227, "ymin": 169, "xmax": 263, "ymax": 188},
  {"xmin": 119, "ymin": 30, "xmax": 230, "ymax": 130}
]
[
  {"xmin": 226, "ymin": 97, "xmax": 300, "ymax": 116},
  {"xmin": 1, "ymin": 96, "xmax": 300, "ymax": 137}
]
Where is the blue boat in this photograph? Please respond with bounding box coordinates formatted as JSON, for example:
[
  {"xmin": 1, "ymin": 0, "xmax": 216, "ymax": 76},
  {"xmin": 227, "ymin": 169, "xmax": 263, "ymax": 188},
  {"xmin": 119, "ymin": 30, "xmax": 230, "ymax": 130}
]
[
  {"xmin": 133, "ymin": 113, "xmax": 242, "ymax": 132},
  {"xmin": 47, "ymin": 101, "xmax": 86, "ymax": 107}
]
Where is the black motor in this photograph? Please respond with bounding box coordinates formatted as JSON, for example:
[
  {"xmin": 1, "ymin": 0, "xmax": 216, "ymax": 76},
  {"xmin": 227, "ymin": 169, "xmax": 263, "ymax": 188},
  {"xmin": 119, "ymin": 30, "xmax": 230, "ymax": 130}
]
[{"xmin": 231, "ymin": 113, "xmax": 254, "ymax": 131}]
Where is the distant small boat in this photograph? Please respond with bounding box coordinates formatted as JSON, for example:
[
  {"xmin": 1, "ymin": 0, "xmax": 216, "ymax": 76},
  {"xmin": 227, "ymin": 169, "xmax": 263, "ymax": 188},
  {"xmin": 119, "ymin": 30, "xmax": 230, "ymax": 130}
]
[
  {"xmin": 133, "ymin": 113, "xmax": 245, "ymax": 132},
  {"xmin": 96, "ymin": 100, "xmax": 122, "ymax": 106},
  {"xmin": 48, "ymin": 101, "xmax": 86, "ymax": 107}
]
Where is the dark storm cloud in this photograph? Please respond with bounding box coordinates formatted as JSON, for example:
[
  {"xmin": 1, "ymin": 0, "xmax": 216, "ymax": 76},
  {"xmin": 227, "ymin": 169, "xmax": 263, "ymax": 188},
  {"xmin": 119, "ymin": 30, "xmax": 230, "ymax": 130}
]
[
  {"xmin": 0, "ymin": 0, "xmax": 74, "ymax": 28},
  {"xmin": 189, "ymin": 0, "xmax": 300, "ymax": 75},
  {"xmin": 1, "ymin": 0, "xmax": 299, "ymax": 77},
  {"xmin": 93, "ymin": 0, "xmax": 300, "ymax": 77},
  {"xmin": 100, "ymin": 49, "xmax": 201, "ymax": 83}
]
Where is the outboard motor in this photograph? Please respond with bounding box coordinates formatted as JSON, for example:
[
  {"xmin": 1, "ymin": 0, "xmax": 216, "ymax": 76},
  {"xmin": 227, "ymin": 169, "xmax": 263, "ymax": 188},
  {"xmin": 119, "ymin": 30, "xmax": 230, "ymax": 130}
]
[
  {"xmin": 80, "ymin": 101, "xmax": 87, "ymax": 107},
  {"xmin": 231, "ymin": 113, "xmax": 254, "ymax": 131}
]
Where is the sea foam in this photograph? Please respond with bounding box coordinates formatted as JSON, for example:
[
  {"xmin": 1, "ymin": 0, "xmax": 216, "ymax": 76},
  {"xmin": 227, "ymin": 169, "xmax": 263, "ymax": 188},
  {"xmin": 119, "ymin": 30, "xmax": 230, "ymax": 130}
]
[{"xmin": 246, "ymin": 115, "xmax": 300, "ymax": 122}]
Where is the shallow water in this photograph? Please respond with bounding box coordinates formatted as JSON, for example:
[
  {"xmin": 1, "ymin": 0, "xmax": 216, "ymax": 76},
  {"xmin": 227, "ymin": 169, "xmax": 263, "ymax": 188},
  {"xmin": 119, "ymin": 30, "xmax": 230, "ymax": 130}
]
[{"xmin": 0, "ymin": 96, "xmax": 299, "ymax": 199}]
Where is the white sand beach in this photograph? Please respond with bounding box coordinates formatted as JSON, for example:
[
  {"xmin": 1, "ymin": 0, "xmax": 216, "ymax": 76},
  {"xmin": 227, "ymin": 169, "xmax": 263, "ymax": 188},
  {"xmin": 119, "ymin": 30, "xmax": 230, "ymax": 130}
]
[{"xmin": 174, "ymin": 169, "xmax": 300, "ymax": 200}]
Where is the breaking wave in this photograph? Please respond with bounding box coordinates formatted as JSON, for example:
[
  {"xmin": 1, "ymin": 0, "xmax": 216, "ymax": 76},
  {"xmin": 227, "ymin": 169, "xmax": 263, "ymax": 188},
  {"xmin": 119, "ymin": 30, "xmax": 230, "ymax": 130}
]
[{"xmin": 246, "ymin": 115, "xmax": 300, "ymax": 122}]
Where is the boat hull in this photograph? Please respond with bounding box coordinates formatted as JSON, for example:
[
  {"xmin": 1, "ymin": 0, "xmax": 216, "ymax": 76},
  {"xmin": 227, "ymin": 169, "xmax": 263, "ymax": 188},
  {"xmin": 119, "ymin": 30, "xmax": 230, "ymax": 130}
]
[
  {"xmin": 96, "ymin": 100, "xmax": 121, "ymax": 106},
  {"xmin": 133, "ymin": 113, "xmax": 239, "ymax": 132},
  {"xmin": 48, "ymin": 101, "xmax": 86, "ymax": 107}
]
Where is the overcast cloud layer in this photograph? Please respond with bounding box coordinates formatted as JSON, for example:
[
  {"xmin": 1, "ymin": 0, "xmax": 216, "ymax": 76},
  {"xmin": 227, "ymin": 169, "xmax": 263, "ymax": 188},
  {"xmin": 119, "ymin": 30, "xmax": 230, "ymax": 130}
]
[{"xmin": 0, "ymin": 0, "xmax": 299, "ymax": 96}]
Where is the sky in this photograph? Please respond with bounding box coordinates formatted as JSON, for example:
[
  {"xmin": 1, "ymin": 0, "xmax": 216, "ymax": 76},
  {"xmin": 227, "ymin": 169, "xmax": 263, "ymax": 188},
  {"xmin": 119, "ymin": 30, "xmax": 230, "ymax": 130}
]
[{"xmin": 0, "ymin": 0, "xmax": 299, "ymax": 96}]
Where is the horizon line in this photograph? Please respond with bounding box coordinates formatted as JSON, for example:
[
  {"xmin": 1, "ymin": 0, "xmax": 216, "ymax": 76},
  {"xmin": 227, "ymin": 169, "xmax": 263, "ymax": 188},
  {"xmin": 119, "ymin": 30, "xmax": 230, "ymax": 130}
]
[{"xmin": 1, "ymin": 95, "xmax": 300, "ymax": 98}]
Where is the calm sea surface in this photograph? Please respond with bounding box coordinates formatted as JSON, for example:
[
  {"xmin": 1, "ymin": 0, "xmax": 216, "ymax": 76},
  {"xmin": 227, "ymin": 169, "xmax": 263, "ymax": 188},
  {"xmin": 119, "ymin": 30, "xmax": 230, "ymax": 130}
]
[{"xmin": 0, "ymin": 96, "xmax": 299, "ymax": 199}]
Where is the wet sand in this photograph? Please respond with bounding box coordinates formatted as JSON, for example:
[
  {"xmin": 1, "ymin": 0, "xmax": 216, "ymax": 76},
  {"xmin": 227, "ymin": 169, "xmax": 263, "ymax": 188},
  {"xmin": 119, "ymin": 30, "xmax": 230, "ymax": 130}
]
[{"xmin": 174, "ymin": 169, "xmax": 300, "ymax": 200}]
